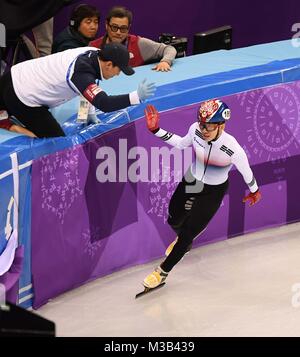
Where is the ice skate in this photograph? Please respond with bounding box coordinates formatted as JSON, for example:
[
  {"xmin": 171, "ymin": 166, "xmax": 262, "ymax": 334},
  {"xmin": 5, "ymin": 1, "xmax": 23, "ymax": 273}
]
[{"xmin": 135, "ymin": 267, "xmax": 168, "ymax": 299}]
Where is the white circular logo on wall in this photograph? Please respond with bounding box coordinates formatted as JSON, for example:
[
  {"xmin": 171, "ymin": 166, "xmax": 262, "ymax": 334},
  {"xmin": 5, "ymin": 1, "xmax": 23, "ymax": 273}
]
[{"xmin": 242, "ymin": 83, "xmax": 300, "ymax": 161}]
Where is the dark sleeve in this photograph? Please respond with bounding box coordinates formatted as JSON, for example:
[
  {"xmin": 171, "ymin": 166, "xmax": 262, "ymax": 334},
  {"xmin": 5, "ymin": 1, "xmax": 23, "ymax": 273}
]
[
  {"xmin": 52, "ymin": 40, "xmax": 77, "ymax": 53},
  {"xmin": 70, "ymin": 55, "xmax": 132, "ymax": 112},
  {"xmin": 89, "ymin": 91, "xmax": 132, "ymax": 113},
  {"xmin": 52, "ymin": 28, "xmax": 83, "ymax": 53}
]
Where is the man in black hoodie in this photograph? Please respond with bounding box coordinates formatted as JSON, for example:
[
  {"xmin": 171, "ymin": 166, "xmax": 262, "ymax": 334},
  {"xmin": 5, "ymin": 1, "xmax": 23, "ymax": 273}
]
[{"xmin": 52, "ymin": 4, "xmax": 100, "ymax": 53}]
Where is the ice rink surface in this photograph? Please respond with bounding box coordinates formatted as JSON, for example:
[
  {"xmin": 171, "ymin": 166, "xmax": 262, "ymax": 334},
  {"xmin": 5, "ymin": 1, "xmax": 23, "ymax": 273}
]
[{"xmin": 37, "ymin": 222, "xmax": 300, "ymax": 337}]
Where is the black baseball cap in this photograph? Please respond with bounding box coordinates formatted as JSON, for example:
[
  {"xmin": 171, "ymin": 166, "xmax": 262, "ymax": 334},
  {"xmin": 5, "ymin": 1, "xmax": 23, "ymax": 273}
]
[{"xmin": 98, "ymin": 43, "xmax": 135, "ymax": 76}]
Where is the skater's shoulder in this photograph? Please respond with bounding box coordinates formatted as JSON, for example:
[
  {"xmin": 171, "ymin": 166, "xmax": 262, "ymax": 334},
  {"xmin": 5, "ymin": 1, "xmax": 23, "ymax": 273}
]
[
  {"xmin": 222, "ymin": 131, "xmax": 240, "ymax": 145},
  {"xmin": 189, "ymin": 122, "xmax": 198, "ymax": 131},
  {"xmin": 219, "ymin": 131, "xmax": 245, "ymax": 154}
]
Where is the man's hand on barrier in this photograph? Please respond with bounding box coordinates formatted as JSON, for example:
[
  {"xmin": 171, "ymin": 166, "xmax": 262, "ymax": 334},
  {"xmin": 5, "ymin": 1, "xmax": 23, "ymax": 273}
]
[
  {"xmin": 152, "ymin": 61, "xmax": 171, "ymax": 72},
  {"xmin": 243, "ymin": 190, "xmax": 261, "ymax": 206},
  {"xmin": 145, "ymin": 104, "xmax": 160, "ymax": 132}
]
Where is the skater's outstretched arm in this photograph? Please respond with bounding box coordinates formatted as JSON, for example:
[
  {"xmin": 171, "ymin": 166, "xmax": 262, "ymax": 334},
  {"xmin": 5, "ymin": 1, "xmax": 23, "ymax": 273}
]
[{"xmin": 145, "ymin": 104, "xmax": 193, "ymax": 149}]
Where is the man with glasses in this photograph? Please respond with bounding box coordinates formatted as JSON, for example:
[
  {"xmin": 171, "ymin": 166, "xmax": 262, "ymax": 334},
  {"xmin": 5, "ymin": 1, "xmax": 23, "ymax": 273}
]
[
  {"xmin": 141, "ymin": 100, "xmax": 261, "ymax": 291},
  {"xmin": 90, "ymin": 6, "xmax": 177, "ymax": 71}
]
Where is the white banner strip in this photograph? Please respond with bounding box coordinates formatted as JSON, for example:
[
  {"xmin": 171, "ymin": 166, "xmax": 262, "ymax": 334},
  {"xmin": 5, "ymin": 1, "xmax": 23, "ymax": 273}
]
[{"xmin": 0, "ymin": 160, "xmax": 32, "ymax": 181}]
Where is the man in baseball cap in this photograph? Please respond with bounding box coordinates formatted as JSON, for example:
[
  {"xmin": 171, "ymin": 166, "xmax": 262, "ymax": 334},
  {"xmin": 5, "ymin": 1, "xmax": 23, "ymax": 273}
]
[
  {"xmin": 98, "ymin": 42, "xmax": 134, "ymax": 76},
  {"xmin": 0, "ymin": 42, "xmax": 155, "ymax": 137}
]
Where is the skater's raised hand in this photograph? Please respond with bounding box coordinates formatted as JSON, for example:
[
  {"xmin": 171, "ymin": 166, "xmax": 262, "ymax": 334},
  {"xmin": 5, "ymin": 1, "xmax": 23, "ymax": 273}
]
[
  {"xmin": 243, "ymin": 190, "xmax": 261, "ymax": 206},
  {"xmin": 145, "ymin": 104, "xmax": 159, "ymax": 132}
]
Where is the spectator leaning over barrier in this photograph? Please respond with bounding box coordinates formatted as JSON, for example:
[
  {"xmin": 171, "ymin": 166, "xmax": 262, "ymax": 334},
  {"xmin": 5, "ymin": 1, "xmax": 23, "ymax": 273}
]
[
  {"xmin": 90, "ymin": 6, "xmax": 177, "ymax": 72},
  {"xmin": 52, "ymin": 4, "xmax": 100, "ymax": 53},
  {"xmin": 0, "ymin": 43, "xmax": 156, "ymax": 138}
]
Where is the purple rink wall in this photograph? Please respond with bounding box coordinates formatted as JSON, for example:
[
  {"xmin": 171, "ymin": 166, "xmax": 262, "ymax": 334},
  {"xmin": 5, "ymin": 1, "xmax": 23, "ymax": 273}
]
[{"xmin": 31, "ymin": 81, "xmax": 300, "ymax": 308}]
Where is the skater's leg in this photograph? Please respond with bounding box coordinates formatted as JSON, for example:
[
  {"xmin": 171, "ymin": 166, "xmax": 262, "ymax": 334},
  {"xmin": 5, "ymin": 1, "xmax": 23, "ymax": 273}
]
[
  {"xmin": 165, "ymin": 172, "xmax": 202, "ymax": 258},
  {"xmin": 165, "ymin": 174, "xmax": 199, "ymax": 256},
  {"xmin": 142, "ymin": 181, "xmax": 228, "ymax": 289},
  {"xmin": 167, "ymin": 175, "xmax": 196, "ymax": 235},
  {"xmin": 142, "ymin": 182, "xmax": 227, "ymax": 289},
  {"xmin": 161, "ymin": 180, "xmax": 228, "ymax": 273}
]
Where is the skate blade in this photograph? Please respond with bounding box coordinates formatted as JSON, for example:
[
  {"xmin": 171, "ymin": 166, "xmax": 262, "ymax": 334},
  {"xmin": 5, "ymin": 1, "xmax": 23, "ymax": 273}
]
[{"xmin": 135, "ymin": 282, "xmax": 166, "ymax": 299}]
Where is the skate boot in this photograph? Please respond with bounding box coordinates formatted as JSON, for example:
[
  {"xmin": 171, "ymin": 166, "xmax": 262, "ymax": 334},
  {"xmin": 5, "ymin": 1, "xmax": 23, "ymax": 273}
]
[{"xmin": 143, "ymin": 266, "xmax": 168, "ymax": 289}]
